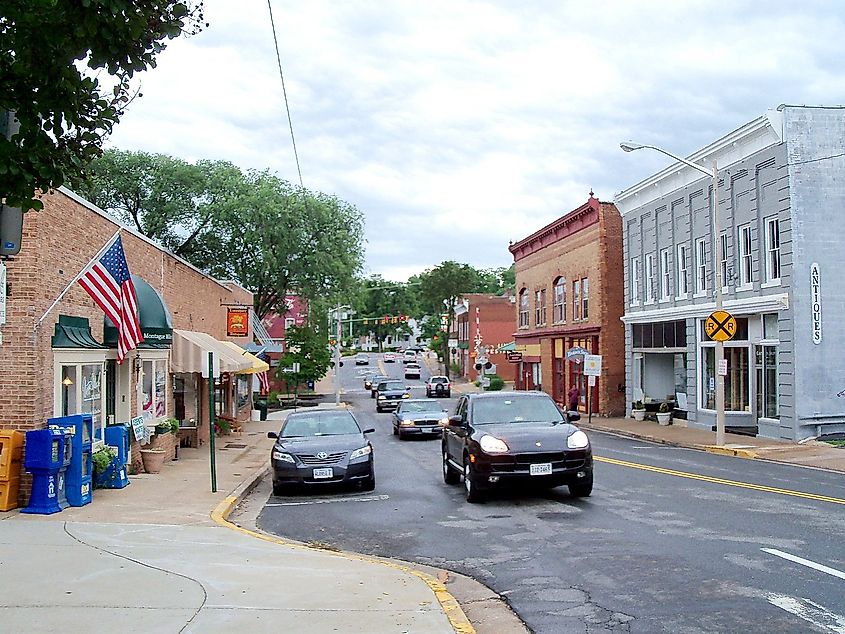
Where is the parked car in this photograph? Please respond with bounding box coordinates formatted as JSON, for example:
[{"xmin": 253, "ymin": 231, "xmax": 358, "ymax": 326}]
[
  {"xmin": 366, "ymin": 374, "xmax": 389, "ymax": 395},
  {"xmin": 355, "ymin": 353, "xmax": 369, "ymax": 365},
  {"xmin": 402, "ymin": 350, "xmax": 417, "ymax": 364},
  {"xmin": 404, "ymin": 363, "xmax": 421, "ymax": 379},
  {"xmin": 392, "ymin": 399, "xmax": 449, "ymax": 439},
  {"xmin": 441, "ymin": 391, "xmax": 590, "ymax": 503},
  {"xmin": 426, "ymin": 375, "xmax": 451, "ymax": 398},
  {"xmin": 267, "ymin": 409, "xmax": 375, "ymax": 495},
  {"xmin": 383, "ymin": 352, "xmax": 398, "ymax": 363},
  {"xmin": 375, "ymin": 379, "xmax": 411, "ymax": 412}
]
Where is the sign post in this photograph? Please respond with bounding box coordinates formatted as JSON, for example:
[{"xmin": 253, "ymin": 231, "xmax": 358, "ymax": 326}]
[
  {"xmin": 207, "ymin": 351, "xmax": 217, "ymax": 493},
  {"xmin": 583, "ymin": 355, "xmax": 602, "ymax": 425}
]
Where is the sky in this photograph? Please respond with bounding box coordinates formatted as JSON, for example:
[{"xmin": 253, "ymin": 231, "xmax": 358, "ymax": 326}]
[{"xmin": 106, "ymin": 1, "xmax": 845, "ymax": 282}]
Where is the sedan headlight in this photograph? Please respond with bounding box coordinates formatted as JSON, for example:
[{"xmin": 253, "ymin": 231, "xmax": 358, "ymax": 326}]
[
  {"xmin": 479, "ymin": 434, "xmax": 509, "ymax": 454},
  {"xmin": 567, "ymin": 430, "xmax": 590, "ymax": 449},
  {"xmin": 399, "ymin": 420, "xmax": 415, "ymax": 427},
  {"xmin": 350, "ymin": 445, "xmax": 372, "ymax": 460},
  {"xmin": 272, "ymin": 450, "xmax": 295, "ymax": 463},
  {"xmin": 402, "ymin": 393, "xmax": 410, "ymax": 398},
  {"xmin": 439, "ymin": 417, "xmax": 449, "ymax": 426},
  {"xmin": 377, "ymin": 395, "xmax": 386, "ymax": 400}
]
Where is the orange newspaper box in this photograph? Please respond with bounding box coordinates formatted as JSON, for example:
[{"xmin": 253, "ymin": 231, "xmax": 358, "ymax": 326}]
[{"xmin": 0, "ymin": 430, "xmax": 24, "ymax": 510}]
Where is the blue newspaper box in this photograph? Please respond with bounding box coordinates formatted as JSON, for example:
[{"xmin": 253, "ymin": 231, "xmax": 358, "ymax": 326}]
[
  {"xmin": 97, "ymin": 425, "xmax": 131, "ymax": 489},
  {"xmin": 21, "ymin": 428, "xmax": 71, "ymax": 514},
  {"xmin": 49, "ymin": 414, "xmax": 93, "ymax": 507}
]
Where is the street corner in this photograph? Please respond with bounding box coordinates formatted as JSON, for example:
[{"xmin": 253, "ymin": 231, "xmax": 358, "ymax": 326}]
[{"xmin": 702, "ymin": 444, "xmax": 759, "ymax": 459}]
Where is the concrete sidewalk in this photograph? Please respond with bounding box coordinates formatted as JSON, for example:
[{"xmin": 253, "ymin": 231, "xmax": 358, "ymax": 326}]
[{"xmin": 0, "ymin": 407, "xmax": 473, "ymax": 634}]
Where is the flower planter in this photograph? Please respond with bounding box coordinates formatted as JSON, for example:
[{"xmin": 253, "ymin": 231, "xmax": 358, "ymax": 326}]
[
  {"xmin": 656, "ymin": 412, "xmax": 672, "ymax": 426},
  {"xmin": 140, "ymin": 448, "xmax": 167, "ymax": 474},
  {"xmin": 632, "ymin": 409, "xmax": 646, "ymax": 421}
]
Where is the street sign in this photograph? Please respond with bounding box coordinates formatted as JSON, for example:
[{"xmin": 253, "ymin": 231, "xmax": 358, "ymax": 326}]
[
  {"xmin": 718, "ymin": 359, "xmax": 728, "ymax": 376},
  {"xmin": 704, "ymin": 310, "xmax": 737, "ymax": 342},
  {"xmin": 583, "ymin": 354, "xmax": 602, "ymax": 376},
  {"xmin": 588, "ymin": 375, "xmax": 596, "ymax": 386},
  {"xmin": 506, "ymin": 352, "xmax": 523, "ymax": 363}
]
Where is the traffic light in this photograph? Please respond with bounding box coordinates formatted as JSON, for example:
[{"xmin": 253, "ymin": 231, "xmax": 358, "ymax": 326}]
[{"xmin": 330, "ymin": 339, "xmax": 337, "ymax": 346}]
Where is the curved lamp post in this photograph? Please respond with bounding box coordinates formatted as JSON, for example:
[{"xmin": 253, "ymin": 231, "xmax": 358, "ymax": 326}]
[{"xmin": 620, "ymin": 141, "xmax": 726, "ymax": 446}]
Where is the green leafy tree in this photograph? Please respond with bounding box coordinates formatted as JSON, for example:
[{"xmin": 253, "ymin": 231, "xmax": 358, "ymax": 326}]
[
  {"xmin": 278, "ymin": 324, "xmax": 332, "ymax": 389},
  {"xmin": 1, "ymin": 1, "xmax": 205, "ymax": 210},
  {"xmin": 353, "ymin": 276, "xmax": 416, "ymax": 351}
]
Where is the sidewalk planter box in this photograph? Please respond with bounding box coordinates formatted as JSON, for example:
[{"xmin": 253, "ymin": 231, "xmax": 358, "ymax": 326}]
[
  {"xmin": 632, "ymin": 409, "xmax": 646, "ymax": 421},
  {"xmin": 656, "ymin": 412, "xmax": 672, "ymax": 426},
  {"xmin": 140, "ymin": 448, "xmax": 167, "ymax": 474}
]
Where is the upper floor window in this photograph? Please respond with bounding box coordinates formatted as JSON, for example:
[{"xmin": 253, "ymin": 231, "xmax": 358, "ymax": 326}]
[
  {"xmin": 720, "ymin": 233, "xmax": 729, "ymax": 290},
  {"xmin": 765, "ymin": 217, "xmax": 781, "ymax": 283},
  {"xmin": 695, "ymin": 238, "xmax": 707, "ymax": 294},
  {"xmin": 535, "ymin": 288, "xmax": 547, "ymax": 326},
  {"xmin": 518, "ymin": 289, "xmax": 529, "ymax": 327},
  {"xmin": 738, "ymin": 224, "xmax": 753, "ymax": 287},
  {"xmin": 676, "ymin": 244, "xmax": 689, "ymax": 298},
  {"xmin": 660, "ymin": 248, "xmax": 671, "ymax": 300},
  {"xmin": 553, "ymin": 277, "xmax": 566, "ymax": 322},
  {"xmin": 581, "ymin": 278, "xmax": 589, "ymax": 320},
  {"xmin": 573, "ymin": 279, "xmax": 581, "ymax": 321},
  {"xmin": 631, "ymin": 257, "xmax": 641, "ymax": 304},
  {"xmin": 645, "ymin": 253, "xmax": 655, "ymax": 303}
]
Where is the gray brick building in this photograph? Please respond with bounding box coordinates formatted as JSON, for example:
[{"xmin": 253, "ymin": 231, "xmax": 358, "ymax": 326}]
[{"xmin": 615, "ymin": 105, "xmax": 845, "ymax": 442}]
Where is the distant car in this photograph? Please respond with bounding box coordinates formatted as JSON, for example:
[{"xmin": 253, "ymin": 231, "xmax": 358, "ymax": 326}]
[
  {"xmin": 426, "ymin": 376, "xmax": 451, "ymax": 398},
  {"xmin": 355, "ymin": 353, "xmax": 369, "ymax": 365},
  {"xmin": 442, "ymin": 391, "xmax": 590, "ymax": 503},
  {"xmin": 375, "ymin": 379, "xmax": 411, "ymax": 412},
  {"xmin": 404, "ymin": 363, "xmax": 421, "ymax": 379},
  {"xmin": 392, "ymin": 399, "xmax": 448, "ymax": 439},
  {"xmin": 268, "ymin": 409, "xmax": 375, "ymax": 495},
  {"xmin": 402, "ymin": 350, "xmax": 417, "ymax": 364},
  {"xmin": 383, "ymin": 352, "xmax": 398, "ymax": 363},
  {"xmin": 367, "ymin": 374, "xmax": 389, "ymax": 395}
]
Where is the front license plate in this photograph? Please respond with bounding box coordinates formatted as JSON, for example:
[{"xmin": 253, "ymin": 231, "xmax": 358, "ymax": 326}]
[
  {"xmin": 530, "ymin": 463, "xmax": 552, "ymax": 476},
  {"xmin": 313, "ymin": 468, "xmax": 333, "ymax": 479}
]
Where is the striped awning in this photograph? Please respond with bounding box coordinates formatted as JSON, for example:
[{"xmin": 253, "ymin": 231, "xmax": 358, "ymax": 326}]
[
  {"xmin": 171, "ymin": 330, "xmax": 252, "ymax": 375},
  {"xmin": 219, "ymin": 341, "xmax": 270, "ymax": 374}
]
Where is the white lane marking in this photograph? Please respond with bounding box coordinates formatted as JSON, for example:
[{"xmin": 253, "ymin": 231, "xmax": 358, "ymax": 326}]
[
  {"xmin": 762, "ymin": 548, "xmax": 845, "ymax": 580},
  {"xmin": 767, "ymin": 594, "xmax": 845, "ymax": 633},
  {"xmin": 266, "ymin": 494, "xmax": 389, "ymax": 507}
]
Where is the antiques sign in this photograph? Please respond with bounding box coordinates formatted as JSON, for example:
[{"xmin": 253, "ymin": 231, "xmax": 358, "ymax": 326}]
[
  {"xmin": 227, "ymin": 307, "xmax": 250, "ymax": 337},
  {"xmin": 811, "ymin": 263, "xmax": 822, "ymax": 344}
]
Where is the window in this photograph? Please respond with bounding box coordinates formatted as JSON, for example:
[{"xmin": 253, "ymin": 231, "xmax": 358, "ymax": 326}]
[
  {"xmin": 676, "ymin": 244, "xmax": 689, "ymax": 297},
  {"xmin": 645, "ymin": 254, "xmax": 655, "ymax": 303},
  {"xmin": 765, "ymin": 217, "xmax": 781, "ymax": 283},
  {"xmin": 573, "ymin": 279, "xmax": 581, "ymax": 321},
  {"xmin": 535, "ymin": 288, "xmax": 547, "ymax": 326},
  {"xmin": 756, "ymin": 345, "xmax": 779, "ymax": 419},
  {"xmin": 701, "ymin": 346, "xmax": 749, "ymax": 411},
  {"xmin": 632, "ymin": 321, "xmax": 687, "ymax": 348},
  {"xmin": 518, "ymin": 289, "xmax": 529, "ymax": 327},
  {"xmin": 660, "ymin": 248, "xmax": 671, "ymax": 300},
  {"xmin": 720, "ymin": 233, "xmax": 729, "ymax": 289},
  {"xmin": 695, "ymin": 238, "xmax": 707, "ymax": 294},
  {"xmin": 553, "ymin": 277, "xmax": 566, "ymax": 322},
  {"xmin": 142, "ymin": 359, "xmax": 167, "ymax": 421},
  {"xmin": 631, "ymin": 257, "xmax": 641, "ymax": 304},
  {"xmin": 56, "ymin": 357, "xmax": 106, "ymax": 444},
  {"xmin": 738, "ymin": 224, "xmax": 753, "ymax": 287},
  {"xmin": 581, "ymin": 278, "xmax": 589, "ymax": 320}
]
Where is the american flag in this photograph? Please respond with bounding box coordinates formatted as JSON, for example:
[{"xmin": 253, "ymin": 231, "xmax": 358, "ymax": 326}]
[
  {"xmin": 257, "ymin": 370, "xmax": 270, "ymax": 395},
  {"xmin": 78, "ymin": 234, "xmax": 143, "ymax": 363}
]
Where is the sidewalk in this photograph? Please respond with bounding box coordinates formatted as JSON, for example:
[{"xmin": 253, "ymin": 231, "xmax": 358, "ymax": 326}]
[{"xmin": 0, "ymin": 407, "xmax": 473, "ymax": 634}]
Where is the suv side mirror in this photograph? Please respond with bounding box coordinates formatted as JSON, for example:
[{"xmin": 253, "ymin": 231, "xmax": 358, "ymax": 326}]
[
  {"xmin": 567, "ymin": 411, "xmax": 581, "ymax": 422},
  {"xmin": 267, "ymin": 431, "xmax": 278, "ymax": 439},
  {"xmin": 363, "ymin": 428, "xmax": 376, "ymax": 434},
  {"xmin": 449, "ymin": 415, "xmax": 464, "ymax": 427}
]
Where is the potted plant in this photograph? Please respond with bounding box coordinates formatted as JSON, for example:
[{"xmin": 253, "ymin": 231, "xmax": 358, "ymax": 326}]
[
  {"xmin": 92, "ymin": 446, "xmax": 117, "ymax": 488},
  {"xmin": 140, "ymin": 447, "xmax": 167, "ymax": 473},
  {"xmin": 656, "ymin": 402, "xmax": 673, "ymax": 426},
  {"xmin": 632, "ymin": 400, "xmax": 646, "ymax": 421}
]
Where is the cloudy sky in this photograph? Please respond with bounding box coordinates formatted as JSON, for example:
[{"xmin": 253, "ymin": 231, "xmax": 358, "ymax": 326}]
[{"xmin": 107, "ymin": 0, "xmax": 845, "ymax": 282}]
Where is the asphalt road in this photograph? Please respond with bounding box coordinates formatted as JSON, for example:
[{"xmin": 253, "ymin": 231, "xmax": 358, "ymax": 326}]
[{"xmin": 258, "ymin": 353, "xmax": 845, "ymax": 634}]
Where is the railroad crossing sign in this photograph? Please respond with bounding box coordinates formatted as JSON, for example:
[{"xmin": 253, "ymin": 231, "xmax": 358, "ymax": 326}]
[{"xmin": 704, "ymin": 310, "xmax": 737, "ymax": 342}]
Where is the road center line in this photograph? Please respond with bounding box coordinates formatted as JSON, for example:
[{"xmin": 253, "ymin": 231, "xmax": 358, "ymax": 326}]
[
  {"xmin": 595, "ymin": 456, "xmax": 845, "ymax": 506},
  {"xmin": 762, "ymin": 548, "xmax": 845, "ymax": 581},
  {"xmin": 266, "ymin": 494, "xmax": 390, "ymax": 507}
]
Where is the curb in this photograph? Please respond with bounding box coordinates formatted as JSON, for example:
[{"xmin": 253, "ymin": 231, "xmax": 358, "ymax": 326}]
[
  {"xmin": 210, "ymin": 468, "xmax": 476, "ymax": 634},
  {"xmin": 702, "ymin": 445, "xmax": 759, "ymax": 459}
]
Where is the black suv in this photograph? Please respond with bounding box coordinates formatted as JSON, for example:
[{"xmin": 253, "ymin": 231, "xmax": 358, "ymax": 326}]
[{"xmin": 441, "ymin": 391, "xmax": 591, "ymax": 502}]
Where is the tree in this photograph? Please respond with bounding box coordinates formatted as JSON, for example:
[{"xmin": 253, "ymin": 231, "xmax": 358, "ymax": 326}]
[
  {"xmin": 1, "ymin": 1, "xmax": 205, "ymax": 210},
  {"xmin": 277, "ymin": 324, "xmax": 332, "ymax": 390},
  {"xmin": 352, "ymin": 276, "xmax": 417, "ymax": 351}
]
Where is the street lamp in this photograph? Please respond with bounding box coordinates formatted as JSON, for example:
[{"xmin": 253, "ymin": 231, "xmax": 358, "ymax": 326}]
[{"xmin": 621, "ymin": 141, "xmax": 726, "ymax": 446}]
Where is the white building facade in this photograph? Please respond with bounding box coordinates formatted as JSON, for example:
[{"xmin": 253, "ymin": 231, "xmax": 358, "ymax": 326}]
[{"xmin": 616, "ymin": 105, "xmax": 845, "ymax": 441}]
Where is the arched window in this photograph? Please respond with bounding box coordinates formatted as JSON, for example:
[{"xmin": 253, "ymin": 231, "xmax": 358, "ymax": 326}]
[
  {"xmin": 518, "ymin": 288, "xmax": 529, "ymax": 327},
  {"xmin": 553, "ymin": 277, "xmax": 566, "ymax": 322}
]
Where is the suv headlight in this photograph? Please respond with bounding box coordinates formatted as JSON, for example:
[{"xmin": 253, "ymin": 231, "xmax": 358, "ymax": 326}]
[
  {"xmin": 377, "ymin": 395, "xmax": 386, "ymax": 400},
  {"xmin": 479, "ymin": 434, "xmax": 509, "ymax": 454},
  {"xmin": 272, "ymin": 450, "xmax": 295, "ymax": 463},
  {"xmin": 439, "ymin": 417, "xmax": 449, "ymax": 426},
  {"xmin": 567, "ymin": 430, "xmax": 590, "ymax": 449},
  {"xmin": 350, "ymin": 445, "xmax": 372, "ymax": 460},
  {"xmin": 402, "ymin": 393, "xmax": 410, "ymax": 398}
]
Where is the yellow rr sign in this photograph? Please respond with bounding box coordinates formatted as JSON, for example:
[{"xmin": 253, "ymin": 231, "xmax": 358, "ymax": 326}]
[{"xmin": 704, "ymin": 310, "xmax": 737, "ymax": 342}]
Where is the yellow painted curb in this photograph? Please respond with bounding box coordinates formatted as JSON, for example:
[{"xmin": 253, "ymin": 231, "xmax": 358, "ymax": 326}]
[
  {"xmin": 211, "ymin": 495, "xmax": 475, "ymax": 634},
  {"xmin": 702, "ymin": 445, "xmax": 758, "ymax": 459}
]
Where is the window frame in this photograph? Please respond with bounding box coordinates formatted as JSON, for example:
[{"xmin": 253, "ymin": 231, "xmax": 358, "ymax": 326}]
[
  {"xmin": 645, "ymin": 253, "xmax": 655, "ymax": 304},
  {"xmin": 764, "ymin": 217, "xmax": 781, "ymax": 284},
  {"xmin": 518, "ymin": 288, "xmax": 529, "ymax": 328},
  {"xmin": 720, "ymin": 233, "xmax": 729, "ymax": 291},
  {"xmin": 660, "ymin": 248, "xmax": 671, "ymax": 301},
  {"xmin": 695, "ymin": 238, "xmax": 707, "ymax": 295},
  {"xmin": 581, "ymin": 277, "xmax": 589, "ymax": 320},
  {"xmin": 553, "ymin": 277, "xmax": 566, "ymax": 323},
  {"xmin": 573, "ymin": 279, "xmax": 581, "ymax": 321},
  {"xmin": 738, "ymin": 223, "xmax": 753, "ymax": 288},
  {"xmin": 630, "ymin": 256, "xmax": 641, "ymax": 305},
  {"xmin": 676, "ymin": 243, "xmax": 689, "ymax": 298}
]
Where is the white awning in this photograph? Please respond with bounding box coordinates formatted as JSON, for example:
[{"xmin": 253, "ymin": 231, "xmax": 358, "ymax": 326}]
[{"xmin": 171, "ymin": 329, "xmax": 252, "ymax": 375}]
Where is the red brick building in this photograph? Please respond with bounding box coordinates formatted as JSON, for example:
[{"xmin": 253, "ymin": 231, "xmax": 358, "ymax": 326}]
[
  {"xmin": 509, "ymin": 194, "xmax": 625, "ymax": 416},
  {"xmin": 455, "ymin": 294, "xmax": 517, "ymax": 383},
  {"xmin": 260, "ymin": 294, "xmax": 308, "ymax": 392},
  {"xmin": 0, "ymin": 187, "xmax": 262, "ymax": 501}
]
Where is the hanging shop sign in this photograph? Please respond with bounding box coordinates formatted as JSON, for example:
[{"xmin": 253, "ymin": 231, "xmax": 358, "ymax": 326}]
[
  {"xmin": 811, "ymin": 262, "xmax": 822, "ymax": 344},
  {"xmin": 583, "ymin": 354, "xmax": 602, "ymax": 377},
  {"xmin": 227, "ymin": 307, "xmax": 250, "ymax": 337},
  {"xmin": 565, "ymin": 346, "xmax": 590, "ymax": 362}
]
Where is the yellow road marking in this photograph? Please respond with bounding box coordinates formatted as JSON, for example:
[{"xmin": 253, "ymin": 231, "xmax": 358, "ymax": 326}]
[{"xmin": 595, "ymin": 456, "xmax": 845, "ymax": 506}]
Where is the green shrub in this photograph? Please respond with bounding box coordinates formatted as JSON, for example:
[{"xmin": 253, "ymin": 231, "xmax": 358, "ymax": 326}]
[
  {"xmin": 92, "ymin": 446, "xmax": 116, "ymax": 475},
  {"xmin": 169, "ymin": 418, "xmax": 179, "ymax": 434},
  {"xmin": 486, "ymin": 375, "xmax": 505, "ymax": 391},
  {"xmin": 633, "ymin": 400, "xmax": 645, "ymax": 410},
  {"xmin": 658, "ymin": 402, "xmax": 672, "ymax": 414}
]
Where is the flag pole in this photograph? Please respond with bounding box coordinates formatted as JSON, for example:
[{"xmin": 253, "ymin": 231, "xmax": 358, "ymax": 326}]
[{"xmin": 34, "ymin": 227, "xmax": 122, "ymax": 331}]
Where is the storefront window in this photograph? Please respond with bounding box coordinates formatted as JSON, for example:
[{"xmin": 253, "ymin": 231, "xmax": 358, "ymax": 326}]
[
  {"xmin": 58, "ymin": 359, "xmax": 105, "ymax": 442},
  {"xmin": 237, "ymin": 375, "xmax": 250, "ymax": 408},
  {"xmin": 756, "ymin": 345, "xmax": 779, "ymax": 419},
  {"xmin": 81, "ymin": 364, "xmax": 103, "ymax": 431},
  {"xmin": 142, "ymin": 359, "xmax": 167, "ymax": 421},
  {"xmin": 173, "ymin": 374, "xmax": 200, "ymax": 426},
  {"xmin": 700, "ymin": 346, "xmax": 750, "ymax": 411}
]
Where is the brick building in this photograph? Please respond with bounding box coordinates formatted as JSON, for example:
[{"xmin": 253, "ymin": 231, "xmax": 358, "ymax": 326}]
[
  {"xmin": 0, "ymin": 187, "xmax": 263, "ymax": 502},
  {"xmin": 454, "ymin": 294, "xmax": 517, "ymax": 383},
  {"xmin": 509, "ymin": 195, "xmax": 625, "ymax": 415},
  {"xmin": 259, "ymin": 294, "xmax": 308, "ymax": 392}
]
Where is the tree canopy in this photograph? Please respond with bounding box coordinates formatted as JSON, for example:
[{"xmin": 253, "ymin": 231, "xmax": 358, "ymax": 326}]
[{"xmin": 0, "ymin": 1, "xmax": 205, "ymax": 210}]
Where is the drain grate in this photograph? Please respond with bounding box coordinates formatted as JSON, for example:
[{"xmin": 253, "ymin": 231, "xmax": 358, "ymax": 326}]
[{"xmin": 224, "ymin": 443, "xmax": 247, "ymax": 449}]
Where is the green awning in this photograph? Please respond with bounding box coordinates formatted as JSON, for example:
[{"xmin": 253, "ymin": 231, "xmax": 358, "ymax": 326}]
[
  {"xmin": 104, "ymin": 275, "xmax": 173, "ymax": 349},
  {"xmin": 497, "ymin": 341, "xmax": 516, "ymax": 352},
  {"xmin": 52, "ymin": 315, "xmax": 106, "ymax": 349},
  {"xmin": 457, "ymin": 342, "xmax": 469, "ymax": 349}
]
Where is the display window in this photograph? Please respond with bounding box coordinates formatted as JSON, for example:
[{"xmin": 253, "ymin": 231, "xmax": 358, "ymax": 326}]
[{"xmin": 54, "ymin": 351, "xmax": 107, "ymax": 444}]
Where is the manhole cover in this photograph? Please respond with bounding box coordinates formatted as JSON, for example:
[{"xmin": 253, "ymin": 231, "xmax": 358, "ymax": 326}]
[{"xmin": 224, "ymin": 443, "xmax": 247, "ymax": 449}]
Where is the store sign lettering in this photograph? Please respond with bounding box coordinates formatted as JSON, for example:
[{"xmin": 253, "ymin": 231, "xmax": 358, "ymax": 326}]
[{"xmin": 811, "ymin": 263, "xmax": 822, "ymax": 345}]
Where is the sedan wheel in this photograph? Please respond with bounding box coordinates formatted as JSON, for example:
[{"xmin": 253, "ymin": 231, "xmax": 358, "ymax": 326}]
[
  {"xmin": 463, "ymin": 460, "xmax": 484, "ymax": 503},
  {"xmin": 442, "ymin": 448, "xmax": 460, "ymax": 485}
]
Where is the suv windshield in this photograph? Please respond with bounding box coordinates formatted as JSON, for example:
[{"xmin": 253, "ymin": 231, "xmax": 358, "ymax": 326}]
[
  {"xmin": 429, "ymin": 377, "xmax": 448, "ymax": 384},
  {"xmin": 472, "ymin": 395, "xmax": 563, "ymax": 425},
  {"xmin": 379, "ymin": 381, "xmax": 405, "ymax": 391},
  {"xmin": 281, "ymin": 413, "xmax": 360, "ymax": 437}
]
